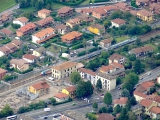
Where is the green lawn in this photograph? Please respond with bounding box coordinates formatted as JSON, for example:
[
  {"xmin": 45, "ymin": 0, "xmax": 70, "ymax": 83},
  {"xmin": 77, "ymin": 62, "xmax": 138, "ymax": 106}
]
[
  {"xmin": 80, "ymin": 0, "xmax": 90, "ymax": 5},
  {"xmin": 0, "ymin": 0, "xmax": 16, "ymax": 13},
  {"xmin": 115, "ymin": 36, "xmax": 130, "ymax": 43},
  {"xmin": 52, "ymin": 2, "xmax": 64, "ymax": 9}
]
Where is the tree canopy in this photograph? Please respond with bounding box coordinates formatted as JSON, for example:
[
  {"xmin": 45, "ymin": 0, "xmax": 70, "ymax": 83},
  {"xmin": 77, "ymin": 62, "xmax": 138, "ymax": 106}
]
[
  {"xmin": 70, "ymin": 72, "xmax": 81, "ymax": 84},
  {"xmin": 96, "ymin": 79, "xmax": 102, "ymax": 90},
  {"xmin": 103, "ymin": 92, "xmax": 112, "ymax": 105}
]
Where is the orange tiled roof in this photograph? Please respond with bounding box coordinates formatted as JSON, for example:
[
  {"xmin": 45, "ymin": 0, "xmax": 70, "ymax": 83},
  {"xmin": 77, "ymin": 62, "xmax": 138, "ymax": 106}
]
[
  {"xmin": 54, "ymin": 93, "xmax": 68, "ymax": 99},
  {"xmin": 65, "ymin": 86, "xmax": 76, "ymax": 92},
  {"xmin": 111, "ymin": 18, "xmax": 126, "ymax": 25},
  {"xmin": 31, "ymin": 81, "xmax": 50, "ymax": 90},
  {"xmin": 99, "ymin": 65, "xmax": 116, "ymax": 72},
  {"xmin": 149, "ymin": 106, "xmax": 160, "ymax": 114},
  {"xmin": 0, "ymin": 28, "xmax": 13, "ymax": 36},
  {"xmin": 15, "ymin": 17, "xmax": 28, "ymax": 23},
  {"xmin": 23, "ymin": 54, "xmax": 37, "ymax": 60},
  {"xmin": 33, "ymin": 27, "xmax": 55, "ymax": 39},
  {"xmin": 98, "ymin": 113, "xmax": 115, "ymax": 120},
  {"xmin": 0, "ymin": 68, "xmax": 7, "ymax": 74},
  {"xmin": 134, "ymin": 91, "xmax": 147, "ymax": 98},
  {"xmin": 109, "ymin": 53, "xmax": 124, "ymax": 61},
  {"xmin": 111, "ymin": 62, "xmax": 124, "ymax": 68},
  {"xmin": 58, "ymin": 6, "xmax": 73, "ymax": 14},
  {"xmin": 140, "ymin": 99, "xmax": 153, "ymax": 107},
  {"xmin": 78, "ymin": 68, "xmax": 96, "ymax": 76},
  {"xmin": 38, "ymin": 9, "xmax": 51, "ymax": 14},
  {"xmin": 114, "ymin": 97, "xmax": 128, "ymax": 105},
  {"xmin": 61, "ymin": 31, "xmax": 82, "ymax": 41},
  {"xmin": 36, "ymin": 16, "xmax": 53, "ymax": 26},
  {"xmin": 137, "ymin": 9, "xmax": 153, "ymax": 16},
  {"xmin": 17, "ymin": 22, "xmax": 36, "ymax": 33}
]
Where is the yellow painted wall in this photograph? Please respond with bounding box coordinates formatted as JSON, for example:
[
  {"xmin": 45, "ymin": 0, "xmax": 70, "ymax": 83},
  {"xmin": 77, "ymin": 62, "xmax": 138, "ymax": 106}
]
[
  {"xmin": 33, "ymin": 51, "xmax": 41, "ymax": 57},
  {"xmin": 87, "ymin": 27, "xmax": 100, "ymax": 35},
  {"xmin": 137, "ymin": 13, "xmax": 153, "ymax": 22},
  {"xmin": 28, "ymin": 86, "xmax": 40, "ymax": 94},
  {"xmin": 62, "ymin": 89, "xmax": 69, "ymax": 95}
]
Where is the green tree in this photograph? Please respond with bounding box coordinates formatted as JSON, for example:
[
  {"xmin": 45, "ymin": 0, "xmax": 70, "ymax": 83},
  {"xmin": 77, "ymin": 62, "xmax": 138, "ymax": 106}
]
[
  {"xmin": 103, "ymin": 92, "xmax": 112, "ymax": 105},
  {"xmin": 123, "ymin": 73, "xmax": 139, "ymax": 92},
  {"xmin": 70, "ymin": 72, "xmax": 81, "ymax": 84},
  {"xmin": 49, "ymin": 97, "xmax": 56, "ymax": 105},
  {"xmin": 96, "ymin": 79, "xmax": 102, "ymax": 90},
  {"xmin": 121, "ymin": 88, "xmax": 130, "ymax": 98},
  {"xmin": 128, "ymin": 54, "xmax": 136, "ymax": 61},
  {"xmin": 18, "ymin": 106, "xmax": 29, "ymax": 113},
  {"xmin": 101, "ymin": 51, "xmax": 109, "ymax": 59},
  {"xmin": 111, "ymin": 38, "xmax": 116, "ymax": 45},
  {"xmin": 103, "ymin": 20, "xmax": 111, "ymax": 30},
  {"xmin": 99, "ymin": 107, "xmax": 107, "ymax": 113},
  {"xmin": 107, "ymin": 106, "xmax": 113, "ymax": 113},
  {"xmin": 128, "ymin": 111, "xmax": 136, "ymax": 120},
  {"xmin": 116, "ymin": 77, "xmax": 122, "ymax": 85},
  {"xmin": 114, "ymin": 104, "xmax": 122, "ymax": 114},
  {"xmin": 130, "ymin": 96, "xmax": 137, "ymax": 106},
  {"xmin": 92, "ymin": 102, "xmax": 98, "ymax": 110},
  {"xmin": 134, "ymin": 59, "xmax": 142, "ymax": 74},
  {"xmin": 1, "ymin": 104, "xmax": 14, "ymax": 117},
  {"xmin": 117, "ymin": 107, "xmax": 128, "ymax": 120}
]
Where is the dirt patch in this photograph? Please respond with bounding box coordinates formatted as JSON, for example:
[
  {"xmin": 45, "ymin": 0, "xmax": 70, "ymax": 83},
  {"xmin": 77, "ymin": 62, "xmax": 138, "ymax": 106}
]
[{"xmin": 139, "ymin": 30, "xmax": 160, "ymax": 42}]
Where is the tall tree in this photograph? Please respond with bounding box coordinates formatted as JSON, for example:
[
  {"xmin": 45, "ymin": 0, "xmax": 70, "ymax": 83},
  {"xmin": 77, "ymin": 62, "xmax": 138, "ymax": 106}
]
[
  {"xmin": 134, "ymin": 59, "xmax": 142, "ymax": 74},
  {"xmin": 1, "ymin": 104, "xmax": 14, "ymax": 117},
  {"xmin": 96, "ymin": 79, "xmax": 102, "ymax": 90},
  {"xmin": 92, "ymin": 102, "xmax": 98, "ymax": 110},
  {"xmin": 70, "ymin": 72, "xmax": 81, "ymax": 84},
  {"xmin": 103, "ymin": 92, "xmax": 112, "ymax": 105},
  {"xmin": 99, "ymin": 107, "xmax": 107, "ymax": 113},
  {"xmin": 103, "ymin": 20, "xmax": 111, "ymax": 30},
  {"xmin": 114, "ymin": 104, "xmax": 122, "ymax": 114},
  {"xmin": 130, "ymin": 96, "xmax": 137, "ymax": 106},
  {"xmin": 121, "ymin": 89, "xmax": 130, "ymax": 98}
]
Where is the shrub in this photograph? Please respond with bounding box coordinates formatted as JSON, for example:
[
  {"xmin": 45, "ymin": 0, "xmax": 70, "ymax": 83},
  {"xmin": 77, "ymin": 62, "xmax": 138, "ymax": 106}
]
[{"xmin": 77, "ymin": 51, "xmax": 86, "ymax": 57}]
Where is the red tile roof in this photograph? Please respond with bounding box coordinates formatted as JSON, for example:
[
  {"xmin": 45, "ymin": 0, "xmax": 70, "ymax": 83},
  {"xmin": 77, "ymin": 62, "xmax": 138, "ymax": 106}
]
[
  {"xmin": 36, "ymin": 16, "xmax": 53, "ymax": 26},
  {"xmin": 99, "ymin": 65, "xmax": 115, "ymax": 72},
  {"xmin": 111, "ymin": 18, "xmax": 126, "ymax": 25},
  {"xmin": 0, "ymin": 68, "xmax": 7, "ymax": 74},
  {"xmin": 111, "ymin": 62, "xmax": 124, "ymax": 68},
  {"xmin": 23, "ymin": 54, "xmax": 37, "ymax": 60},
  {"xmin": 38, "ymin": 9, "xmax": 51, "ymax": 14},
  {"xmin": 0, "ymin": 28, "xmax": 13, "ymax": 36},
  {"xmin": 134, "ymin": 91, "xmax": 147, "ymax": 98},
  {"xmin": 114, "ymin": 97, "xmax": 128, "ymax": 105},
  {"xmin": 136, "ymin": 81, "xmax": 154, "ymax": 93},
  {"xmin": 65, "ymin": 86, "xmax": 76, "ymax": 93},
  {"xmin": 109, "ymin": 53, "xmax": 124, "ymax": 61},
  {"xmin": 137, "ymin": 9, "xmax": 153, "ymax": 16},
  {"xmin": 10, "ymin": 59, "xmax": 28, "ymax": 67},
  {"xmin": 98, "ymin": 113, "xmax": 115, "ymax": 120},
  {"xmin": 101, "ymin": 39, "xmax": 112, "ymax": 44},
  {"xmin": 17, "ymin": 22, "xmax": 36, "ymax": 33},
  {"xmin": 58, "ymin": 6, "xmax": 73, "ymax": 14},
  {"xmin": 0, "ymin": 46, "xmax": 11, "ymax": 55},
  {"xmin": 78, "ymin": 68, "xmax": 96, "ymax": 76},
  {"xmin": 149, "ymin": 106, "xmax": 160, "ymax": 114},
  {"xmin": 61, "ymin": 31, "xmax": 82, "ymax": 41},
  {"xmin": 54, "ymin": 93, "xmax": 69, "ymax": 99},
  {"xmin": 31, "ymin": 81, "xmax": 50, "ymax": 90},
  {"xmin": 140, "ymin": 99, "xmax": 153, "ymax": 107},
  {"xmin": 15, "ymin": 17, "xmax": 28, "ymax": 23}
]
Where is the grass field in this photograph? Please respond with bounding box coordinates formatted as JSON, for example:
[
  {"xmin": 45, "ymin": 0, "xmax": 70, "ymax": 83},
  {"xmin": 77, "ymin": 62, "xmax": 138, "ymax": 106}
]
[
  {"xmin": 115, "ymin": 36, "xmax": 130, "ymax": 43},
  {"xmin": 80, "ymin": 0, "xmax": 90, "ymax": 5},
  {"xmin": 52, "ymin": 2, "xmax": 64, "ymax": 9},
  {"xmin": 0, "ymin": 0, "xmax": 16, "ymax": 13}
]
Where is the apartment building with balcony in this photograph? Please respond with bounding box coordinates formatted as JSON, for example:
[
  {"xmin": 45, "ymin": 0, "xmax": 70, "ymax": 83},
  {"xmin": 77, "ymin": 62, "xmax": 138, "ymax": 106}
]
[
  {"xmin": 16, "ymin": 22, "xmax": 36, "ymax": 37},
  {"xmin": 58, "ymin": 6, "xmax": 74, "ymax": 18}
]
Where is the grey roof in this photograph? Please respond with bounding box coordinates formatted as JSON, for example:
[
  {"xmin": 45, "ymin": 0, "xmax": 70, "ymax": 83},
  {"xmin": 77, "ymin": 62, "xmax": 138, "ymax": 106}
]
[
  {"xmin": 108, "ymin": 68, "xmax": 125, "ymax": 76},
  {"xmin": 131, "ymin": 103, "xmax": 143, "ymax": 111},
  {"xmin": 35, "ymin": 47, "xmax": 45, "ymax": 53},
  {"xmin": 96, "ymin": 72, "xmax": 116, "ymax": 80}
]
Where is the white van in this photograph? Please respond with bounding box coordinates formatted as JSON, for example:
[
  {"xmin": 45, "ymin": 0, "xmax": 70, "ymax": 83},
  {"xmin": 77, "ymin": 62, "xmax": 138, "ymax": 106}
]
[
  {"xmin": 44, "ymin": 108, "xmax": 51, "ymax": 112},
  {"xmin": 48, "ymin": 77, "xmax": 54, "ymax": 81}
]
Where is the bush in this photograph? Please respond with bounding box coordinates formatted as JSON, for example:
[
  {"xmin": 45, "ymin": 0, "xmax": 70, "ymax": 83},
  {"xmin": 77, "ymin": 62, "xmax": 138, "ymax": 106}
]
[
  {"xmin": 11, "ymin": 23, "xmax": 21, "ymax": 29},
  {"xmin": 4, "ymin": 75, "xmax": 18, "ymax": 82},
  {"xmin": 77, "ymin": 51, "xmax": 86, "ymax": 57},
  {"xmin": 43, "ymin": 43, "xmax": 51, "ymax": 48},
  {"xmin": 0, "ymin": 39, "xmax": 11, "ymax": 44},
  {"xmin": 88, "ymin": 47, "xmax": 98, "ymax": 53},
  {"xmin": 72, "ymin": 44, "xmax": 83, "ymax": 50},
  {"xmin": 52, "ymin": 0, "xmax": 85, "ymax": 6}
]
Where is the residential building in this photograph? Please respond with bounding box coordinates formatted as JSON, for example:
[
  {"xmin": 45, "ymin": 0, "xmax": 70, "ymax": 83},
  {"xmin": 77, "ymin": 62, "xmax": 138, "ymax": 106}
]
[
  {"xmin": 111, "ymin": 18, "xmax": 126, "ymax": 28},
  {"xmin": 0, "ymin": 11, "xmax": 13, "ymax": 25},
  {"xmin": 147, "ymin": 95, "xmax": 160, "ymax": 106},
  {"xmin": 134, "ymin": 91, "xmax": 147, "ymax": 102},
  {"xmin": 99, "ymin": 39, "xmax": 112, "ymax": 48},
  {"xmin": 80, "ymin": 8, "xmax": 95, "ymax": 15},
  {"xmin": 52, "ymin": 61, "xmax": 79, "ymax": 79},
  {"xmin": 0, "ymin": 40, "xmax": 22, "ymax": 57},
  {"xmin": 137, "ymin": 9, "xmax": 153, "ymax": 22},
  {"xmin": 99, "ymin": 62, "xmax": 125, "ymax": 77},
  {"xmin": 36, "ymin": 16, "xmax": 53, "ymax": 27},
  {"xmin": 0, "ymin": 28, "xmax": 13, "ymax": 37},
  {"xmin": 13, "ymin": 17, "xmax": 29, "ymax": 27},
  {"xmin": 0, "ymin": 68, "xmax": 7, "ymax": 79},
  {"xmin": 129, "ymin": 45, "xmax": 154, "ymax": 57},
  {"xmin": 87, "ymin": 24, "xmax": 105, "ymax": 35},
  {"xmin": 149, "ymin": 106, "xmax": 160, "ymax": 119},
  {"xmin": 78, "ymin": 68, "xmax": 96, "ymax": 85},
  {"xmin": 66, "ymin": 18, "xmax": 81, "ymax": 28},
  {"xmin": 109, "ymin": 53, "xmax": 126, "ymax": 64},
  {"xmin": 78, "ymin": 15, "xmax": 95, "ymax": 23},
  {"xmin": 32, "ymin": 47, "xmax": 46, "ymax": 57},
  {"xmin": 32, "ymin": 27, "xmax": 56, "ymax": 44},
  {"xmin": 55, "ymin": 24, "xmax": 70, "ymax": 35},
  {"xmin": 114, "ymin": 2, "xmax": 131, "ymax": 12},
  {"xmin": 54, "ymin": 93, "xmax": 69, "ymax": 102},
  {"xmin": 28, "ymin": 81, "xmax": 50, "ymax": 95},
  {"xmin": 61, "ymin": 86, "xmax": 76, "ymax": 98},
  {"xmin": 38, "ymin": 9, "xmax": 52, "ymax": 18},
  {"xmin": 98, "ymin": 113, "xmax": 115, "ymax": 120},
  {"xmin": 135, "ymin": 81, "xmax": 154, "ymax": 94},
  {"xmin": 136, "ymin": 0, "xmax": 149, "ymax": 6},
  {"xmin": 22, "ymin": 54, "xmax": 37, "ymax": 63},
  {"xmin": 140, "ymin": 99, "xmax": 157, "ymax": 115},
  {"xmin": 92, "ymin": 7, "xmax": 107, "ymax": 19},
  {"xmin": 16, "ymin": 22, "xmax": 36, "ymax": 37},
  {"xmin": 61, "ymin": 31, "xmax": 83, "ymax": 44},
  {"xmin": 58, "ymin": 6, "xmax": 74, "ymax": 18},
  {"xmin": 96, "ymin": 72, "xmax": 116, "ymax": 91},
  {"xmin": 114, "ymin": 97, "xmax": 128, "ymax": 107},
  {"xmin": 131, "ymin": 104, "xmax": 143, "ymax": 116},
  {"xmin": 10, "ymin": 59, "xmax": 29, "ymax": 72},
  {"xmin": 149, "ymin": 3, "xmax": 160, "ymax": 15}
]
